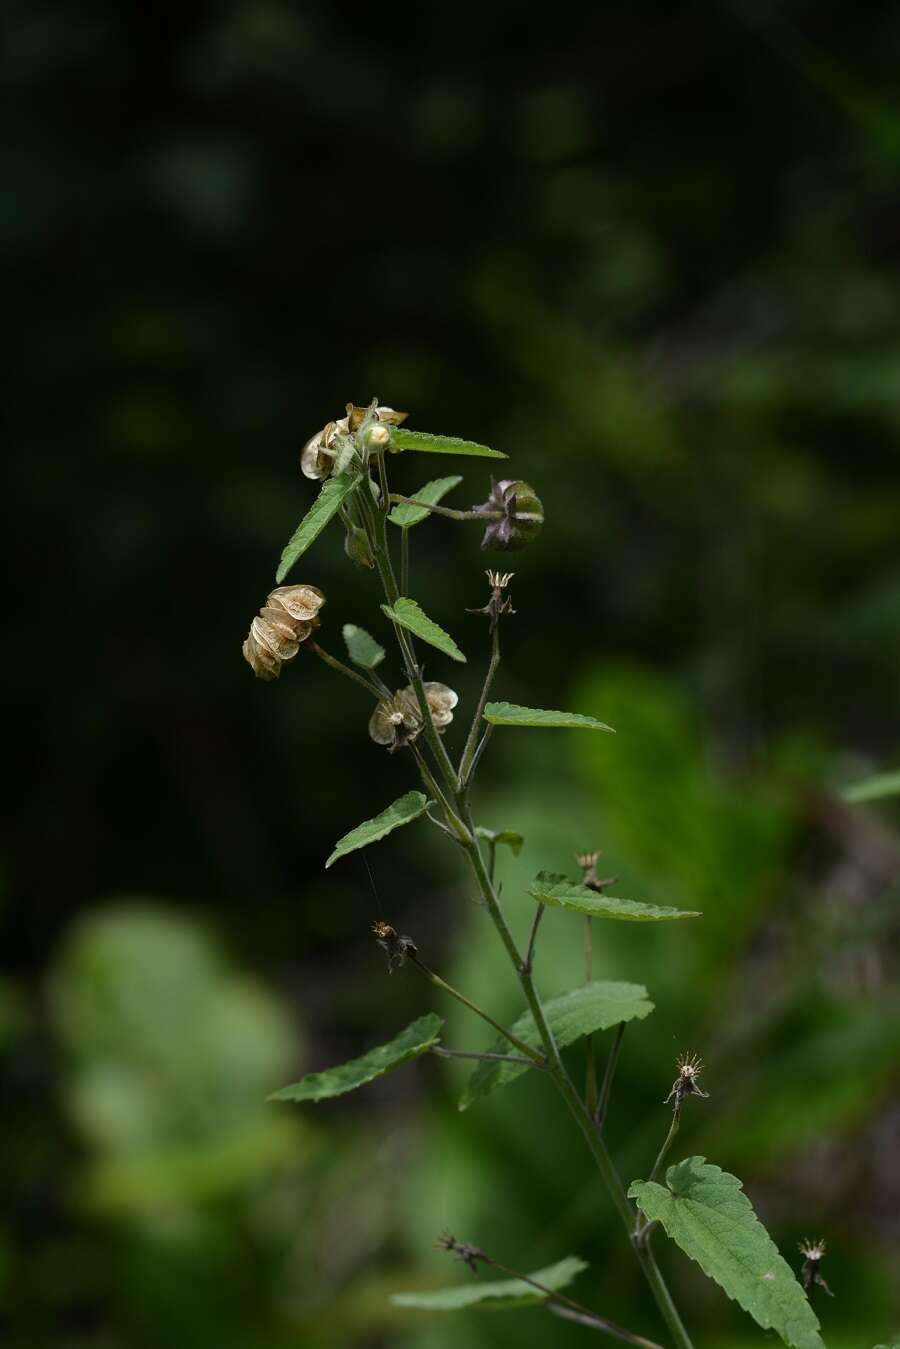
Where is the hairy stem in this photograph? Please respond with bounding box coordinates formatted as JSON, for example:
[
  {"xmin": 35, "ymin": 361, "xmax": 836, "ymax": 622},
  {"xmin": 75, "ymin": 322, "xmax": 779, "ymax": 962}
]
[
  {"xmin": 585, "ymin": 915, "xmax": 599, "ymax": 1115},
  {"xmin": 432, "ymin": 1046, "xmax": 543, "ymax": 1068},
  {"xmin": 647, "ymin": 1103, "xmax": 681, "ymax": 1189},
  {"xmin": 400, "ymin": 525, "xmax": 410, "ymax": 597}
]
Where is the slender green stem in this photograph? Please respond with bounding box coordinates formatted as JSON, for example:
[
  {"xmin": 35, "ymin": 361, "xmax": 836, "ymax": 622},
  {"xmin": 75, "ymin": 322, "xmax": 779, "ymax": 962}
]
[
  {"xmin": 455, "ymin": 813, "xmax": 695, "ymax": 1349},
  {"xmin": 647, "ymin": 1103, "xmax": 681, "ymax": 1189},
  {"xmin": 308, "ymin": 641, "xmax": 382, "ymax": 698},
  {"xmin": 596, "ymin": 1022, "xmax": 626, "ymax": 1130},
  {"xmin": 432, "ymin": 1046, "xmax": 542, "ymax": 1068},
  {"xmin": 409, "ymin": 953, "xmax": 544, "ymax": 1064},
  {"xmin": 522, "ymin": 903, "xmax": 545, "ymax": 974},
  {"xmin": 480, "ymin": 1258, "xmax": 663, "ymax": 1349},
  {"xmin": 458, "ymin": 619, "xmax": 500, "ymax": 787},
  {"xmin": 585, "ymin": 916, "xmax": 599, "ymax": 1115},
  {"xmin": 400, "ymin": 525, "xmax": 410, "ymax": 597},
  {"xmin": 411, "ymin": 744, "xmax": 469, "ymax": 842},
  {"xmin": 388, "ymin": 493, "xmax": 502, "ymax": 522}
]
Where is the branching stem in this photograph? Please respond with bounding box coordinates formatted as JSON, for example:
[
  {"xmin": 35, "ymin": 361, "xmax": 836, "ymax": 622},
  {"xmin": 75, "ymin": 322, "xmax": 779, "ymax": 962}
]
[
  {"xmin": 308, "ymin": 641, "xmax": 382, "ymax": 698},
  {"xmin": 388, "ymin": 493, "xmax": 502, "ymax": 522}
]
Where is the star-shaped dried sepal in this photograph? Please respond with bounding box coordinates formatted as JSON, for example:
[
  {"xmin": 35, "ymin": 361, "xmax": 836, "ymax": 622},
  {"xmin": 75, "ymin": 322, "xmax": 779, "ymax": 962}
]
[
  {"xmin": 665, "ymin": 1053, "xmax": 709, "ymax": 1106},
  {"xmin": 473, "ymin": 478, "xmax": 543, "ymax": 551}
]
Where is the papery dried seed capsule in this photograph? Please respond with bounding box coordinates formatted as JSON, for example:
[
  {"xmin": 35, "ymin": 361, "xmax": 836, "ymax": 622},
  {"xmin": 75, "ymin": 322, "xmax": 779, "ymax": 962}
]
[
  {"xmin": 374, "ymin": 406, "xmax": 408, "ymax": 426},
  {"xmin": 475, "ymin": 478, "xmax": 544, "ymax": 551},
  {"xmin": 368, "ymin": 695, "xmax": 416, "ymax": 749},
  {"xmin": 243, "ymin": 584, "xmax": 326, "ymax": 680},
  {"xmin": 422, "ymin": 681, "xmax": 458, "ymax": 730},
  {"xmin": 301, "ymin": 424, "xmax": 337, "ymax": 480}
]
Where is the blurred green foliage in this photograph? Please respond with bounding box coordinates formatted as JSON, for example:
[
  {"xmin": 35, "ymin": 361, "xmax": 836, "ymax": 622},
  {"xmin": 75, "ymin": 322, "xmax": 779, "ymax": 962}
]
[{"xmin": 4, "ymin": 0, "xmax": 900, "ymax": 1345}]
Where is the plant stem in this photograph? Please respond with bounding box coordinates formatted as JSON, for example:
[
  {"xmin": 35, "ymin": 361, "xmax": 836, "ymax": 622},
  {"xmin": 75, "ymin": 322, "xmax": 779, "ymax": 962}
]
[
  {"xmin": 400, "ymin": 525, "xmax": 410, "ymax": 597},
  {"xmin": 585, "ymin": 915, "xmax": 599, "ymax": 1115},
  {"xmin": 647, "ymin": 1103, "xmax": 682, "ymax": 1189},
  {"xmin": 432, "ymin": 1046, "xmax": 542, "ymax": 1068},
  {"xmin": 388, "ymin": 493, "xmax": 502, "ymax": 522},
  {"xmin": 455, "ymin": 815, "xmax": 695, "ymax": 1349},
  {"xmin": 411, "ymin": 744, "xmax": 469, "ymax": 842},
  {"xmin": 408, "ymin": 953, "xmax": 545, "ymax": 1065},
  {"xmin": 308, "ymin": 641, "xmax": 383, "ymax": 698},
  {"xmin": 522, "ymin": 903, "xmax": 545, "ymax": 974},
  {"xmin": 458, "ymin": 619, "xmax": 500, "ymax": 787},
  {"xmin": 596, "ymin": 1022, "xmax": 626, "ymax": 1130},
  {"xmin": 547, "ymin": 1302, "xmax": 664, "ymax": 1347}
]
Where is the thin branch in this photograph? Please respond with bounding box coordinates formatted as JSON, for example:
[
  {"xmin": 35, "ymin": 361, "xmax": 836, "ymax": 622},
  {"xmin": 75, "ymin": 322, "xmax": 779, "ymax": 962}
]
[
  {"xmin": 388, "ymin": 493, "xmax": 502, "ymax": 522},
  {"xmin": 400, "ymin": 524, "xmax": 410, "ymax": 597},
  {"xmin": 307, "ymin": 641, "xmax": 383, "ymax": 698},
  {"xmin": 585, "ymin": 915, "xmax": 598, "ymax": 1114},
  {"xmin": 647, "ymin": 1102, "xmax": 681, "ymax": 1189},
  {"xmin": 432, "ymin": 1046, "xmax": 543, "ymax": 1068},
  {"xmin": 595, "ymin": 1022, "xmax": 626, "ymax": 1130},
  {"xmin": 521, "ymin": 903, "xmax": 546, "ymax": 975},
  {"xmin": 547, "ymin": 1302, "xmax": 665, "ymax": 1348},
  {"xmin": 459, "ymin": 620, "xmax": 500, "ymax": 787},
  {"xmin": 407, "ymin": 952, "xmax": 545, "ymax": 1065}
]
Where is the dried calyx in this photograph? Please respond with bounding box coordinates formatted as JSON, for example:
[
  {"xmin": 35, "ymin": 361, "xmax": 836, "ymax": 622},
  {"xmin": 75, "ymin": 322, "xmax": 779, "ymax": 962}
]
[
  {"xmin": 436, "ymin": 1231, "xmax": 487, "ymax": 1274},
  {"xmin": 576, "ymin": 849, "xmax": 618, "ymax": 892},
  {"xmin": 665, "ymin": 1053, "xmax": 709, "ymax": 1106},
  {"xmin": 467, "ymin": 570, "xmax": 515, "ymax": 631},
  {"xmin": 368, "ymin": 682, "xmax": 459, "ymax": 751},
  {"xmin": 371, "ymin": 920, "xmax": 418, "ymax": 973},
  {"xmin": 474, "ymin": 477, "xmax": 544, "ymax": 551},
  {"xmin": 300, "ymin": 403, "xmax": 408, "ymax": 480},
  {"xmin": 798, "ymin": 1240, "xmax": 833, "ymax": 1300},
  {"xmin": 243, "ymin": 585, "xmax": 326, "ymax": 680}
]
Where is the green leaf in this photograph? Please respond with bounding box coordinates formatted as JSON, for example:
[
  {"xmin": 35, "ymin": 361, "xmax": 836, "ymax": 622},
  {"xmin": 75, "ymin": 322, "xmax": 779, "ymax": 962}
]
[
  {"xmin": 276, "ymin": 472, "xmax": 362, "ymax": 583},
  {"xmin": 392, "ymin": 1255, "xmax": 587, "ymax": 1311},
  {"xmin": 460, "ymin": 981, "xmax": 653, "ymax": 1110},
  {"xmin": 475, "ymin": 826, "xmax": 524, "ymax": 857},
  {"xmin": 529, "ymin": 872, "xmax": 701, "ymax": 922},
  {"xmin": 629, "ymin": 1157, "xmax": 825, "ymax": 1349},
  {"xmin": 388, "ymin": 474, "xmax": 463, "ymax": 528},
  {"xmin": 388, "ymin": 427, "xmax": 506, "ymax": 459},
  {"xmin": 483, "ymin": 702, "xmax": 614, "ymax": 732},
  {"xmin": 326, "ymin": 790, "xmax": 433, "ymax": 868},
  {"xmin": 842, "ymin": 769, "xmax": 900, "ymax": 804},
  {"xmin": 342, "ymin": 623, "xmax": 385, "ymax": 670},
  {"xmin": 268, "ymin": 1013, "xmax": 442, "ymax": 1103},
  {"xmin": 381, "ymin": 598, "xmax": 467, "ymax": 663}
]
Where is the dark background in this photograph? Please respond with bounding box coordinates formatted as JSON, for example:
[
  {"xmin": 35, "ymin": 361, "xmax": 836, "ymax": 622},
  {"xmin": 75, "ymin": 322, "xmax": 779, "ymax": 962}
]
[{"xmin": 4, "ymin": 2, "xmax": 900, "ymax": 1346}]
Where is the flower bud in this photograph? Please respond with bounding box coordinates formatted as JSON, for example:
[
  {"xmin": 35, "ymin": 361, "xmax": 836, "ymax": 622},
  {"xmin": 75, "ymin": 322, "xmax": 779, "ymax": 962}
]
[
  {"xmin": 363, "ymin": 422, "xmax": 391, "ymax": 452},
  {"xmin": 475, "ymin": 478, "xmax": 544, "ymax": 551},
  {"xmin": 243, "ymin": 584, "xmax": 326, "ymax": 680},
  {"xmin": 344, "ymin": 521, "xmax": 375, "ymax": 569}
]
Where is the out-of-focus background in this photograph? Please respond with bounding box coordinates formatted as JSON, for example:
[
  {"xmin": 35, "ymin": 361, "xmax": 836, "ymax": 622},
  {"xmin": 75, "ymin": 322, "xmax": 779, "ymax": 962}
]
[{"xmin": 5, "ymin": 2, "xmax": 900, "ymax": 1346}]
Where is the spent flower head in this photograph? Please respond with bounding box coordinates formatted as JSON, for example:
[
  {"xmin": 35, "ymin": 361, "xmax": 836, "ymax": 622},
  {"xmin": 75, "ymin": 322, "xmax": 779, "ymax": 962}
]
[
  {"xmin": 467, "ymin": 569, "xmax": 516, "ymax": 631},
  {"xmin": 665, "ymin": 1053, "xmax": 709, "ymax": 1106},
  {"xmin": 576, "ymin": 849, "xmax": 618, "ymax": 892},
  {"xmin": 243, "ymin": 584, "xmax": 326, "ymax": 680},
  {"xmin": 798, "ymin": 1239, "xmax": 833, "ymax": 1300},
  {"xmin": 371, "ymin": 920, "xmax": 418, "ymax": 973},
  {"xmin": 437, "ymin": 1231, "xmax": 487, "ymax": 1275},
  {"xmin": 474, "ymin": 477, "xmax": 544, "ymax": 551}
]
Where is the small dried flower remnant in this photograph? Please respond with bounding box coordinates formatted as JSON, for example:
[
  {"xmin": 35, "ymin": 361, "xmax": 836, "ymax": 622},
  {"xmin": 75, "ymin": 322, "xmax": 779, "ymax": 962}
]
[
  {"xmin": 243, "ymin": 584, "xmax": 326, "ymax": 680},
  {"xmin": 369, "ymin": 682, "xmax": 459, "ymax": 751},
  {"xmin": 372, "ymin": 920, "xmax": 418, "ymax": 973},
  {"xmin": 467, "ymin": 570, "xmax": 515, "ymax": 631},
  {"xmin": 576, "ymin": 849, "xmax": 618, "ymax": 893},
  {"xmin": 474, "ymin": 478, "xmax": 544, "ymax": 551},
  {"xmin": 437, "ymin": 1230, "xmax": 487, "ymax": 1275},
  {"xmin": 798, "ymin": 1239, "xmax": 833, "ymax": 1301},
  {"xmin": 665, "ymin": 1053, "xmax": 709, "ymax": 1106}
]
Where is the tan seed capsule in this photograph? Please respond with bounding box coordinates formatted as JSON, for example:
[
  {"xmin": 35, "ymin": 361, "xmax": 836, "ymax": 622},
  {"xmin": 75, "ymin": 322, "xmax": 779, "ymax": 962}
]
[{"xmin": 243, "ymin": 584, "xmax": 326, "ymax": 680}]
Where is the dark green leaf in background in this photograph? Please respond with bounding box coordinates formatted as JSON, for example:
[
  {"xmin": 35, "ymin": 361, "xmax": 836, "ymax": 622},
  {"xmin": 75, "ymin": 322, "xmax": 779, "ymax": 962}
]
[
  {"xmin": 268, "ymin": 1013, "xmax": 443, "ymax": 1103},
  {"xmin": 392, "ymin": 1255, "xmax": 587, "ymax": 1310}
]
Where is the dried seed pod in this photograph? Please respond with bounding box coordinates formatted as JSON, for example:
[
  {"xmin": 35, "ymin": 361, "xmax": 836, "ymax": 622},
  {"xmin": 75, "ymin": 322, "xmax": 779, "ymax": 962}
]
[
  {"xmin": 243, "ymin": 584, "xmax": 326, "ymax": 680},
  {"xmin": 475, "ymin": 478, "xmax": 544, "ymax": 551},
  {"xmin": 368, "ymin": 682, "xmax": 458, "ymax": 750},
  {"xmin": 300, "ymin": 423, "xmax": 337, "ymax": 480}
]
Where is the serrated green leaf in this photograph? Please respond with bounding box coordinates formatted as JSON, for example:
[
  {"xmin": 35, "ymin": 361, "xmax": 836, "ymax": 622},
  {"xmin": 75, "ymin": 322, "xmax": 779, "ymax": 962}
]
[
  {"xmin": 268, "ymin": 1013, "xmax": 442, "ymax": 1103},
  {"xmin": 475, "ymin": 826, "xmax": 524, "ymax": 856},
  {"xmin": 629, "ymin": 1157, "xmax": 825, "ymax": 1349},
  {"xmin": 342, "ymin": 623, "xmax": 385, "ymax": 670},
  {"xmin": 483, "ymin": 702, "xmax": 614, "ymax": 732},
  {"xmin": 842, "ymin": 769, "xmax": 900, "ymax": 804},
  {"xmin": 392, "ymin": 1255, "xmax": 587, "ymax": 1311},
  {"xmin": 388, "ymin": 427, "xmax": 506, "ymax": 459},
  {"xmin": 459, "ymin": 981, "xmax": 653, "ymax": 1110},
  {"xmin": 381, "ymin": 598, "xmax": 467, "ymax": 663},
  {"xmin": 326, "ymin": 790, "xmax": 433, "ymax": 868},
  {"xmin": 275, "ymin": 472, "xmax": 362, "ymax": 583},
  {"xmin": 529, "ymin": 871, "xmax": 701, "ymax": 922},
  {"xmin": 388, "ymin": 474, "xmax": 463, "ymax": 528}
]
